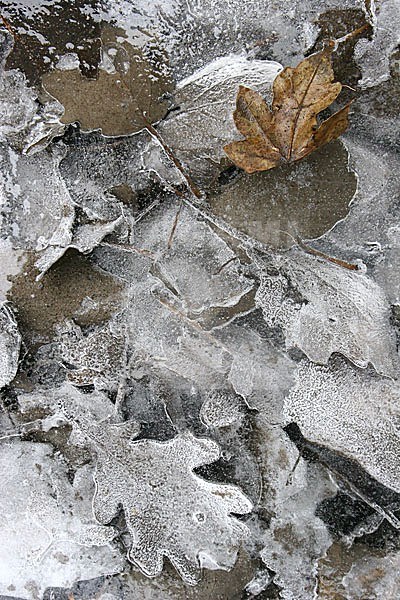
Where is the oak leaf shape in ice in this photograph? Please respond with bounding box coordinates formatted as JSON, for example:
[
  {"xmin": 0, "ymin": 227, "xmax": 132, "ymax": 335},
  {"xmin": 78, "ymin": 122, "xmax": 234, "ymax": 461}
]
[
  {"xmin": 93, "ymin": 429, "xmax": 252, "ymax": 584},
  {"xmin": 62, "ymin": 400, "xmax": 253, "ymax": 586},
  {"xmin": 224, "ymin": 45, "xmax": 352, "ymax": 173}
]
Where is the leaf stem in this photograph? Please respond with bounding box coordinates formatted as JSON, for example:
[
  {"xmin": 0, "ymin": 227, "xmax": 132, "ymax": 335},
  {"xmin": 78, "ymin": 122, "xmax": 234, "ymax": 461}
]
[
  {"xmin": 213, "ymin": 256, "xmax": 239, "ymax": 276},
  {"xmin": 280, "ymin": 229, "xmax": 359, "ymax": 270},
  {"xmin": 142, "ymin": 114, "xmax": 203, "ymax": 200},
  {"xmin": 333, "ymin": 23, "xmax": 370, "ymax": 48},
  {"xmin": 167, "ymin": 198, "xmax": 183, "ymax": 248},
  {"xmin": 295, "ymin": 236, "xmax": 359, "ymax": 271}
]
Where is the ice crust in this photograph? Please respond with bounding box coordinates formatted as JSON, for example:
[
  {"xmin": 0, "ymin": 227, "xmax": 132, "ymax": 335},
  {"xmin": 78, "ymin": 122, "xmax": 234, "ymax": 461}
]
[
  {"xmin": 1, "ymin": 0, "xmax": 400, "ymax": 596},
  {"xmin": 91, "ymin": 429, "xmax": 252, "ymax": 584},
  {"xmin": 285, "ymin": 358, "xmax": 400, "ymax": 493},
  {"xmin": 143, "ymin": 55, "xmax": 283, "ymax": 186},
  {"xmin": 0, "ymin": 144, "xmax": 75, "ymax": 253},
  {"xmin": 0, "ymin": 303, "xmax": 20, "ymax": 389},
  {"xmin": 0, "ymin": 441, "xmax": 124, "ymax": 600},
  {"xmin": 256, "ymin": 251, "xmax": 398, "ymax": 377},
  {"xmin": 355, "ymin": 0, "xmax": 400, "ymax": 89},
  {"xmin": 261, "ymin": 464, "xmax": 336, "ymax": 600},
  {"xmin": 16, "ymin": 383, "xmax": 253, "ymax": 586},
  {"xmin": 0, "ymin": 34, "xmax": 65, "ymax": 154}
]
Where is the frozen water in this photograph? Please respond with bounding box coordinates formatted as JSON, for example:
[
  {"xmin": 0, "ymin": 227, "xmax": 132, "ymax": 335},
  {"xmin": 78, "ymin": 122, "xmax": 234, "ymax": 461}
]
[
  {"xmin": 91, "ymin": 431, "xmax": 252, "ymax": 584},
  {"xmin": 285, "ymin": 358, "xmax": 400, "ymax": 493},
  {"xmin": 56, "ymin": 320, "xmax": 127, "ymax": 389},
  {"xmin": 133, "ymin": 201, "xmax": 253, "ymax": 312},
  {"xmin": 0, "ymin": 32, "xmax": 65, "ymax": 153},
  {"xmin": 342, "ymin": 549, "xmax": 400, "ymax": 599},
  {"xmin": 200, "ymin": 389, "xmax": 245, "ymax": 428},
  {"xmin": 0, "ymin": 441, "xmax": 124, "ymax": 600},
  {"xmin": 95, "ymin": 0, "xmax": 367, "ymax": 79},
  {"xmin": 1, "ymin": 0, "xmax": 400, "ymax": 596},
  {"xmin": 0, "ymin": 238, "xmax": 23, "ymax": 301},
  {"xmin": 256, "ymin": 251, "xmax": 398, "ymax": 377},
  {"xmin": 17, "ymin": 382, "xmax": 121, "ymax": 436},
  {"xmin": 261, "ymin": 463, "xmax": 336, "ymax": 600},
  {"xmin": 0, "ymin": 144, "xmax": 74, "ymax": 252},
  {"xmin": 0, "ymin": 303, "xmax": 20, "ymax": 389},
  {"xmin": 0, "ymin": 67, "xmax": 36, "ymax": 141},
  {"xmin": 221, "ymin": 322, "xmax": 296, "ymax": 413},
  {"xmin": 375, "ymin": 225, "xmax": 400, "ymax": 306},
  {"xmin": 57, "ymin": 390, "xmax": 253, "ymax": 585},
  {"xmin": 35, "ymin": 216, "xmax": 124, "ymax": 275},
  {"xmin": 91, "ymin": 200, "xmax": 252, "ymax": 388},
  {"xmin": 143, "ymin": 55, "xmax": 282, "ymax": 186},
  {"xmin": 43, "ymin": 25, "xmax": 173, "ymax": 137},
  {"xmin": 355, "ymin": 0, "xmax": 400, "ymax": 89},
  {"xmin": 324, "ymin": 137, "xmax": 400, "ymax": 256},
  {"xmin": 17, "ymin": 383, "xmax": 253, "ymax": 584}
]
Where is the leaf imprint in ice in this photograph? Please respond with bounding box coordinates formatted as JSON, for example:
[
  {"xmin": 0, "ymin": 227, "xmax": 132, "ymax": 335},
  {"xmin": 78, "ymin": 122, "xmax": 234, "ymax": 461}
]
[
  {"xmin": 62, "ymin": 404, "xmax": 253, "ymax": 585},
  {"xmin": 43, "ymin": 26, "xmax": 173, "ymax": 136}
]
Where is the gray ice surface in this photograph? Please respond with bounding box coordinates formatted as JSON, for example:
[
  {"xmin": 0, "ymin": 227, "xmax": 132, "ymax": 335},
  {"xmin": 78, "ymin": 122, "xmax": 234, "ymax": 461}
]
[{"xmin": 1, "ymin": 0, "xmax": 400, "ymax": 598}]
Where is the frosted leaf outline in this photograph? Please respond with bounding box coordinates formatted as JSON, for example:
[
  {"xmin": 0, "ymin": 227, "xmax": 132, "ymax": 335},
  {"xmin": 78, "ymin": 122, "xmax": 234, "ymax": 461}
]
[
  {"xmin": 256, "ymin": 252, "xmax": 398, "ymax": 377},
  {"xmin": 91, "ymin": 428, "xmax": 252, "ymax": 584},
  {"xmin": 284, "ymin": 357, "xmax": 400, "ymax": 493},
  {"xmin": 57, "ymin": 398, "xmax": 253, "ymax": 585}
]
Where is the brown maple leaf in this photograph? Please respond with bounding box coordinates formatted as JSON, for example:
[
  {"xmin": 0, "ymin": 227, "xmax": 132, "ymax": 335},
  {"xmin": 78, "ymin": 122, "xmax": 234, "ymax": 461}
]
[{"xmin": 224, "ymin": 44, "xmax": 352, "ymax": 173}]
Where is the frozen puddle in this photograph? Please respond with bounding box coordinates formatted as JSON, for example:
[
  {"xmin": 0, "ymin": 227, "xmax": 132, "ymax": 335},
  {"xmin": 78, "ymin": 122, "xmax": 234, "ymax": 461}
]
[{"xmin": 1, "ymin": 1, "xmax": 400, "ymax": 598}]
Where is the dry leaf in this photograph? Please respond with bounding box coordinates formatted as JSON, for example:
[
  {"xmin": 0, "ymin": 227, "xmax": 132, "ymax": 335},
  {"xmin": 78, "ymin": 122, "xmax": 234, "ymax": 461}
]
[
  {"xmin": 142, "ymin": 55, "xmax": 282, "ymax": 186},
  {"xmin": 224, "ymin": 44, "xmax": 352, "ymax": 173}
]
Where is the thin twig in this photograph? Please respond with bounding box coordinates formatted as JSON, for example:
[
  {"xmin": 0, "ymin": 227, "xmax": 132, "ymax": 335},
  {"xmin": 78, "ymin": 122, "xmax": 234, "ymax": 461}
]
[
  {"xmin": 285, "ymin": 453, "xmax": 301, "ymax": 486},
  {"xmin": 169, "ymin": 185, "xmax": 187, "ymax": 198},
  {"xmin": 141, "ymin": 113, "xmax": 204, "ymax": 248},
  {"xmin": 142, "ymin": 114, "xmax": 203, "ymax": 200},
  {"xmin": 0, "ymin": 14, "xmax": 17, "ymax": 40},
  {"xmin": 213, "ymin": 256, "xmax": 239, "ymax": 276},
  {"xmin": 295, "ymin": 237, "xmax": 359, "ymax": 271},
  {"xmin": 334, "ymin": 23, "xmax": 370, "ymax": 47},
  {"xmin": 167, "ymin": 198, "xmax": 183, "ymax": 248},
  {"xmin": 280, "ymin": 230, "xmax": 359, "ymax": 271}
]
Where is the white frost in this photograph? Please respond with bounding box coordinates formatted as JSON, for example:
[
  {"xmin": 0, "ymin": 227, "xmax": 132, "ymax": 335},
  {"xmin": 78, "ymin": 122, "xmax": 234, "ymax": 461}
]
[
  {"xmin": 0, "ymin": 441, "xmax": 124, "ymax": 600},
  {"xmin": 0, "ymin": 304, "xmax": 21, "ymax": 389},
  {"xmin": 284, "ymin": 358, "xmax": 400, "ymax": 493}
]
